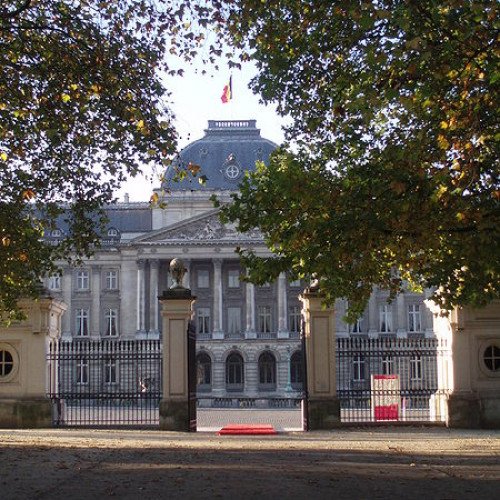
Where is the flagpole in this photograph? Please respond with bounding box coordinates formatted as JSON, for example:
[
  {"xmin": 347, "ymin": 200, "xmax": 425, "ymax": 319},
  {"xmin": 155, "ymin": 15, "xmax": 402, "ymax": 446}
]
[{"xmin": 230, "ymin": 74, "xmax": 235, "ymax": 120}]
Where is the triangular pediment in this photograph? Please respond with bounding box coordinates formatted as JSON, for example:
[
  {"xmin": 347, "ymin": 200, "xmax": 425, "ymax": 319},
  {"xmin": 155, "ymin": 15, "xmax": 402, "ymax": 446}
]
[{"xmin": 131, "ymin": 209, "xmax": 263, "ymax": 245}]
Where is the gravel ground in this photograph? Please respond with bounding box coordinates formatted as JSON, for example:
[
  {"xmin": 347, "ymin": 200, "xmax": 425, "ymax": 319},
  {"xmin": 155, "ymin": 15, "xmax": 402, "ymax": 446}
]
[{"xmin": 0, "ymin": 427, "xmax": 499, "ymax": 499}]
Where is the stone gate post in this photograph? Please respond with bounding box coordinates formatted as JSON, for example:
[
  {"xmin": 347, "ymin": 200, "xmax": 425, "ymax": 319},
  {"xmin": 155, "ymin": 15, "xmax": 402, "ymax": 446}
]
[
  {"xmin": 430, "ymin": 300, "xmax": 500, "ymax": 428},
  {"xmin": 300, "ymin": 288, "xmax": 341, "ymax": 429},
  {"xmin": 0, "ymin": 297, "xmax": 66, "ymax": 428},
  {"xmin": 159, "ymin": 259, "xmax": 196, "ymax": 431}
]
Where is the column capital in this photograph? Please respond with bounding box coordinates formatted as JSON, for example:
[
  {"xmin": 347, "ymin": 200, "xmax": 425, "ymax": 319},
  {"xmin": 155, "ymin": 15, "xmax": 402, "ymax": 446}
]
[
  {"xmin": 137, "ymin": 259, "xmax": 146, "ymax": 268},
  {"xmin": 149, "ymin": 258, "xmax": 160, "ymax": 269}
]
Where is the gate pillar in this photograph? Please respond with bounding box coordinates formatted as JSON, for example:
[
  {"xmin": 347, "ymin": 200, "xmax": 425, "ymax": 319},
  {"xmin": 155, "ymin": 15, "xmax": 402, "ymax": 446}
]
[
  {"xmin": 430, "ymin": 300, "xmax": 500, "ymax": 429},
  {"xmin": 300, "ymin": 288, "xmax": 341, "ymax": 429},
  {"xmin": 0, "ymin": 296, "xmax": 66, "ymax": 428},
  {"xmin": 159, "ymin": 259, "xmax": 196, "ymax": 431}
]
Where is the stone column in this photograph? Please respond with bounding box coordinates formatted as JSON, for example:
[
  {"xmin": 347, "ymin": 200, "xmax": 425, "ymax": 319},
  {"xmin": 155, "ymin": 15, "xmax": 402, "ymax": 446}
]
[
  {"xmin": 212, "ymin": 259, "xmax": 224, "ymax": 339},
  {"xmin": 183, "ymin": 259, "xmax": 191, "ymax": 289},
  {"xmin": 396, "ymin": 293, "xmax": 407, "ymax": 338},
  {"xmin": 61, "ymin": 267, "xmax": 72, "ymax": 338},
  {"xmin": 148, "ymin": 259, "xmax": 160, "ymax": 337},
  {"xmin": 368, "ymin": 292, "xmax": 378, "ymax": 338},
  {"xmin": 136, "ymin": 259, "xmax": 146, "ymax": 336},
  {"xmin": 159, "ymin": 282, "xmax": 196, "ymax": 431},
  {"xmin": 423, "ymin": 288, "xmax": 435, "ymax": 338},
  {"xmin": 245, "ymin": 282, "xmax": 256, "ymax": 339},
  {"xmin": 90, "ymin": 265, "xmax": 101, "ymax": 338},
  {"xmin": 300, "ymin": 289, "xmax": 340, "ymax": 429},
  {"xmin": 0, "ymin": 297, "xmax": 66, "ymax": 428},
  {"xmin": 277, "ymin": 272, "xmax": 289, "ymax": 338}
]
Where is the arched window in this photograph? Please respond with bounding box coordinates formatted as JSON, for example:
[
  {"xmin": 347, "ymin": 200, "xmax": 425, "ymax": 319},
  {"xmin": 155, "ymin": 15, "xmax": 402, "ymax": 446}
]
[
  {"xmin": 196, "ymin": 352, "xmax": 212, "ymax": 391},
  {"xmin": 107, "ymin": 228, "xmax": 119, "ymax": 237},
  {"xmin": 226, "ymin": 352, "xmax": 244, "ymax": 391},
  {"xmin": 258, "ymin": 351, "xmax": 276, "ymax": 390},
  {"xmin": 290, "ymin": 351, "xmax": 304, "ymax": 390}
]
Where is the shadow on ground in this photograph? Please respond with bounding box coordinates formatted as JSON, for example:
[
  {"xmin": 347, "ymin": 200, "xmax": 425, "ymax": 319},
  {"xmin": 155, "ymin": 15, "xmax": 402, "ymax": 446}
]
[{"xmin": 1, "ymin": 439, "xmax": 499, "ymax": 499}]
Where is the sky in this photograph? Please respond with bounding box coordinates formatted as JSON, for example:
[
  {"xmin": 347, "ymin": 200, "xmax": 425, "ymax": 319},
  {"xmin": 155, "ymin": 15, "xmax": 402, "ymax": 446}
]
[{"xmin": 117, "ymin": 63, "xmax": 287, "ymax": 202}]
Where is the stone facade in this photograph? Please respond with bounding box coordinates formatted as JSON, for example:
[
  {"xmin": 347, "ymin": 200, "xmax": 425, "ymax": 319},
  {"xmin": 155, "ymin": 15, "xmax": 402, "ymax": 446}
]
[{"xmin": 44, "ymin": 120, "xmax": 434, "ymax": 401}]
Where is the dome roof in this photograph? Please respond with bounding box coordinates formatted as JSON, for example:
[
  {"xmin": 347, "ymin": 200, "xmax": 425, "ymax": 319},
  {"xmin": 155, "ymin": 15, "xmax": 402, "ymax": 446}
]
[{"xmin": 164, "ymin": 120, "xmax": 277, "ymax": 190}]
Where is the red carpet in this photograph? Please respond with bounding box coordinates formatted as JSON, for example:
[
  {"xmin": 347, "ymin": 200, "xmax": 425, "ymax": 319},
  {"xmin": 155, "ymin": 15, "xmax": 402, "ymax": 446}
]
[{"xmin": 218, "ymin": 424, "xmax": 277, "ymax": 435}]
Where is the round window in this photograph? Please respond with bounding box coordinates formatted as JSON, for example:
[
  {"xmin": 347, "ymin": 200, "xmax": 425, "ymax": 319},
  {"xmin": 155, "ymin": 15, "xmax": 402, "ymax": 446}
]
[
  {"xmin": 0, "ymin": 349, "xmax": 14, "ymax": 377},
  {"xmin": 225, "ymin": 164, "xmax": 240, "ymax": 180},
  {"xmin": 483, "ymin": 345, "xmax": 500, "ymax": 372}
]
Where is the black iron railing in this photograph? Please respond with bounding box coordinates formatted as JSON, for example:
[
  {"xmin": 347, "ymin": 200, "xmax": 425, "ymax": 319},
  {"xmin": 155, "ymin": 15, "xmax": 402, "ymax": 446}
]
[{"xmin": 47, "ymin": 339, "xmax": 162, "ymax": 427}]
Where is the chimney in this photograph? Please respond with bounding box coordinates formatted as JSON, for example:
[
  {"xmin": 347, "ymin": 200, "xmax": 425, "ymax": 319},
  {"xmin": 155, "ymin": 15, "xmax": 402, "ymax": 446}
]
[{"xmin": 124, "ymin": 193, "xmax": 130, "ymax": 203}]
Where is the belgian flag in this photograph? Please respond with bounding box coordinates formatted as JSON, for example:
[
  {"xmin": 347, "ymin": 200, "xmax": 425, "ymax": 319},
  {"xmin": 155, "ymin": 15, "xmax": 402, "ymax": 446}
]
[{"xmin": 221, "ymin": 75, "xmax": 232, "ymax": 103}]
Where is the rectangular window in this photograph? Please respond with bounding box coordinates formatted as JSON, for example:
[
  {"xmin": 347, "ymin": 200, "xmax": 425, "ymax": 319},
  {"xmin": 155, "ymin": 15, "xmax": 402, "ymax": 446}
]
[
  {"xmin": 410, "ymin": 355, "xmax": 422, "ymax": 380},
  {"xmin": 382, "ymin": 355, "xmax": 394, "ymax": 375},
  {"xmin": 197, "ymin": 307, "xmax": 211, "ymax": 334},
  {"xmin": 289, "ymin": 306, "xmax": 301, "ymax": 334},
  {"xmin": 76, "ymin": 358, "xmax": 89, "ymax": 384},
  {"xmin": 76, "ymin": 269, "xmax": 90, "ymax": 290},
  {"xmin": 48, "ymin": 275, "xmax": 61, "ymax": 291},
  {"xmin": 353, "ymin": 355, "xmax": 365, "ymax": 381},
  {"xmin": 105, "ymin": 270, "xmax": 118, "ymax": 290},
  {"xmin": 104, "ymin": 308, "xmax": 118, "ymax": 336},
  {"xmin": 197, "ymin": 269, "xmax": 209, "ymax": 288},
  {"xmin": 350, "ymin": 318, "xmax": 363, "ymax": 334},
  {"xmin": 379, "ymin": 304, "xmax": 393, "ymax": 332},
  {"xmin": 104, "ymin": 359, "xmax": 117, "ymax": 384},
  {"xmin": 227, "ymin": 269, "xmax": 240, "ymax": 288},
  {"xmin": 75, "ymin": 308, "xmax": 89, "ymax": 336},
  {"xmin": 257, "ymin": 306, "xmax": 272, "ymax": 333},
  {"xmin": 227, "ymin": 307, "xmax": 241, "ymax": 335},
  {"xmin": 408, "ymin": 304, "xmax": 421, "ymax": 332}
]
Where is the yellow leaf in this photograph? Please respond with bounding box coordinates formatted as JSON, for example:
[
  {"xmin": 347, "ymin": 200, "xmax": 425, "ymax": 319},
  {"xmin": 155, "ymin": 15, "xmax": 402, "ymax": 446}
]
[
  {"xmin": 137, "ymin": 120, "xmax": 145, "ymax": 130},
  {"xmin": 456, "ymin": 212, "xmax": 465, "ymax": 221},
  {"xmin": 150, "ymin": 192, "xmax": 159, "ymax": 204},
  {"xmin": 61, "ymin": 93, "xmax": 71, "ymax": 102},
  {"xmin": 440, "ymin": 121, "xmax": 448, "ymax": 129},
  {"xmin": 0, "ymin": 152, "xmax": 7, "ymax": 161},
  {"xmin": 436, "ymin": 185, "xmax": 448, "ymax": 199},
  {"xmin": 187, "ymin": 162, "xmax": 201, "ymax": 175},
  {"xmin": 437, "ymin": 135, "xmax": 449, "ymax": 150}
]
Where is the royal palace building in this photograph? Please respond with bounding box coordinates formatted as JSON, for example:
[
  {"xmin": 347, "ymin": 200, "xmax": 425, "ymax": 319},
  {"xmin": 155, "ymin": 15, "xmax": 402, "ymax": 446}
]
[{"xmin": 45, "ymin": 120, "xmax": 436, "ymax": 403}]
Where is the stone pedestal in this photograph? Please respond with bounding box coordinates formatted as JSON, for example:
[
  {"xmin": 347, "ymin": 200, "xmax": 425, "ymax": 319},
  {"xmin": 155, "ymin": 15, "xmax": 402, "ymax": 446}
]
[
  {"xmin": 0, "ymin": 297, "xmax": 66, "ymax": 428},
  {"xmin": 159, "ymin": 288, "xmax": 195, "ymax": 431},
  {"xmin": 300, "ymin": 290, "xmax": 341, "ymax": 429}
]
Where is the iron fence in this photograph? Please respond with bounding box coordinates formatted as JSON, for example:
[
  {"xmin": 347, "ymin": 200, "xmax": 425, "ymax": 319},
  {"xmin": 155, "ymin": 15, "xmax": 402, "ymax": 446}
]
[
  {"xmin": 336, "ymin": 337, "xmax": 451, "ymax": 423},
  {"xmin": 47, "ymin": 339, "xmax": 162, "ymax": 427}
]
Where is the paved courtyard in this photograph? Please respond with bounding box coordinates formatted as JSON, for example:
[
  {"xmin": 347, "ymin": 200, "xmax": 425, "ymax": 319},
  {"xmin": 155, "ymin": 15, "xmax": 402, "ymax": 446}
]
[{"xmin": 0, "ymin": 427, "xmax": 498, "ymax": 499}]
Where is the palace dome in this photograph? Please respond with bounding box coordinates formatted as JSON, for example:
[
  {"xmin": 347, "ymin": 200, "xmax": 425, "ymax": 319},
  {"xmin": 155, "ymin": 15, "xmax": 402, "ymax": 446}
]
[{"xmin": 164, "ymin": 120, "xmax": 277, "ymax": 191}]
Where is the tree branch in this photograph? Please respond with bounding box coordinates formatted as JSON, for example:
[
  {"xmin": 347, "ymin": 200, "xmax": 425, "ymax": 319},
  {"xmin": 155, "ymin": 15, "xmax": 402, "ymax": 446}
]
[{"xmin": 0, "ymin": 0, "xmax": 32, "ymax": 20}]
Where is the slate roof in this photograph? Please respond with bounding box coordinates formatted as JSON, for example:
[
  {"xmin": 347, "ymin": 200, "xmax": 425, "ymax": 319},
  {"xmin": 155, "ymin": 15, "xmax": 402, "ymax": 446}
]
[
  {"xmin": 42, "ymin": 203, "xmax": 152, "ymax": 241},
  {"xmin": 164, "ymin": 120, "xmax": 278, "ymax": 191}
]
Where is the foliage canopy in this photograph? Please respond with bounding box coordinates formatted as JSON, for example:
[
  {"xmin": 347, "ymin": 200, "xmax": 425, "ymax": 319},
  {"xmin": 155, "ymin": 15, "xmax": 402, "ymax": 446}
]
[
  {"xmin": 217, "ymin": 0, "xmax": 500, "ymax": 317},
  {"xmin": 0, "ymin": 0, "xmax": 217, "ymax": 320}
]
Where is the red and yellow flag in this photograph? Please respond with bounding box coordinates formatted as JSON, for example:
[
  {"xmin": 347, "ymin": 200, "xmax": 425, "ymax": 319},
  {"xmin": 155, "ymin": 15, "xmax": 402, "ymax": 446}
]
[{"xmin": 221, "ymin": 75, "xmax": 232, "ymax": 103}]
